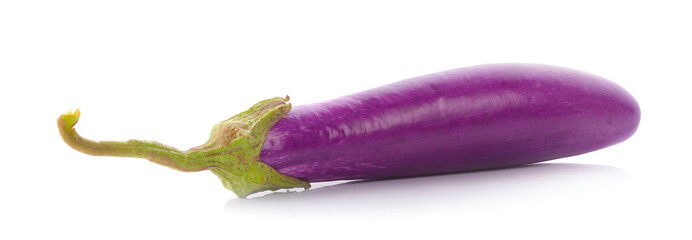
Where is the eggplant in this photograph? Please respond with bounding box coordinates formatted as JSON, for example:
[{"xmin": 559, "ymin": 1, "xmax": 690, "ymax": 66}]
[{"xmin": 58, "ymin": 63, "xmax": 640, "ymax": 198}]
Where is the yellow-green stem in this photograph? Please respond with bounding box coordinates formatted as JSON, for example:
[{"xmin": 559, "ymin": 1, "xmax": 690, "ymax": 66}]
[{"xmin": 57, "ymin": 96, "xmax": 310, "ymax": 198}]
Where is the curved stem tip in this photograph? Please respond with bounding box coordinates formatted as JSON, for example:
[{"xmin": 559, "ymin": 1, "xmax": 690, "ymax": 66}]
[{"xmin": 57, "ymin": 109, "xmax": 203, "ymax": 172}]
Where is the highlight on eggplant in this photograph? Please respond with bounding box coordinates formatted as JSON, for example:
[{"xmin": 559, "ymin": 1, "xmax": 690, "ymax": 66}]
[{"xmin": 57, "ymin": 63, "xmax": 640, "ymax": 198}]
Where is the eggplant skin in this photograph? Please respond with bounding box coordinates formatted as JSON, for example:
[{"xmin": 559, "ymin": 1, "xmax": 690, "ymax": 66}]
[{"xmin": 259, "ymin": 63, "xmax": 640, "ymax": 182}]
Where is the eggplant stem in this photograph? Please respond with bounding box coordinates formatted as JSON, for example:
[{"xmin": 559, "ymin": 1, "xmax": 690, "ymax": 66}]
[
  {"xmin": 57, "ymin": 96, "xmax": 310, "ymax": 198},
  {"xmin": 57, "ymin": 109, "xmax": 206, "ymax": 172}
]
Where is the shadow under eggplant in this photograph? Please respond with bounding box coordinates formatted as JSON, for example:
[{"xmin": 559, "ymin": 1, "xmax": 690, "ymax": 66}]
[{"xmin": 225, "ymin": 162, "xmax": 632, "ymax": 216}]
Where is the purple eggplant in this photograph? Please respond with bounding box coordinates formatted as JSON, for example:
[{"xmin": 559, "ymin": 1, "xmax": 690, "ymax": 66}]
[{"xmin": 58, "ymin": 63, "xmax": 640, "ymax": 198}]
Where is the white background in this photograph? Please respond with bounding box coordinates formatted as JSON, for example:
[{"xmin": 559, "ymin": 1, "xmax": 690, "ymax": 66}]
[{"xmin": 1, "ymin": 1, "xmax": 690, "ymax": 239}]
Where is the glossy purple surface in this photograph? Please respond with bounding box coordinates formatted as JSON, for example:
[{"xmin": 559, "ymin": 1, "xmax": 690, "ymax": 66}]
[{"xmin": 259, "ymin": 64, "xmax": 640, "ymax": 182}]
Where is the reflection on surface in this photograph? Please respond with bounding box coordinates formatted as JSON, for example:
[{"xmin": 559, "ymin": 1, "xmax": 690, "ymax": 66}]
[{"xmin": 225, "ymin": 163, "xmax": 631, "ymax": 217}]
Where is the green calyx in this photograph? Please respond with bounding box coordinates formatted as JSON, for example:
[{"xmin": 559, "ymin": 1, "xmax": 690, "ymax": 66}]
[{"xmin": 57, "ymin": 96, "xmax": 310, "ymax": 198}]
